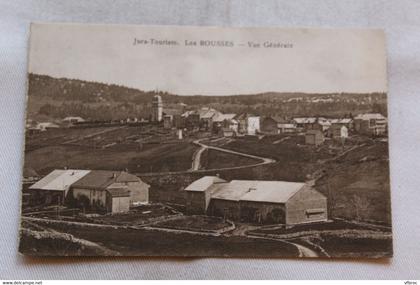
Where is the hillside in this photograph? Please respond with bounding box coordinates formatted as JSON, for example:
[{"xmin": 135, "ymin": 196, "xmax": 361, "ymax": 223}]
[{"xmin": 27, "ymin": 73, "xmax": 388, "ymax": 121}]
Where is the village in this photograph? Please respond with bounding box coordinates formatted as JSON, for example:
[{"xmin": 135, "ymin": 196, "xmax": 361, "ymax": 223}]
[{"xmin": 20, "ymin": 94, "xmax": 392, "ymax": 257}]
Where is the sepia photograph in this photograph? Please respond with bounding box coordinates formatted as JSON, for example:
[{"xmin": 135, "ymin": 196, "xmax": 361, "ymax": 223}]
[{"xmin": 19, "ymin": 23, "xmax": 392, "ymax": 258}]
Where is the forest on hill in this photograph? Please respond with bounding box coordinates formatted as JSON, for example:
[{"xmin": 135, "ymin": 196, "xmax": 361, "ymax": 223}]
[{"xmin": 27, "ymin": 73, "xmax": 388, "ymax": 121}]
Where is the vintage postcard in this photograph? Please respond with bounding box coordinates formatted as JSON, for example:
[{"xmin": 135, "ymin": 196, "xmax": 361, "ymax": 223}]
[{"xmin": 20, "ymin": 23, "xmax": 392, "ymax": 257}]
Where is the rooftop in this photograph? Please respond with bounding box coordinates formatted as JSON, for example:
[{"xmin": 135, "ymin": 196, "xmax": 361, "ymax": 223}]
[
  {"xmin": 293, "ymin": 117, "xmax": 317, "ymax": 124},
  {"xmin": 330, "ymin": 118, "xmax": 353, "ymax": 124},
  {"xmin": 71, "ymin": 170, "xmax": 140, "ymax": 190},
  {"xmin": 213, "ymin": 113, "xmax": 237, "ymax": 122},
  {"xmin": 29, "ymin": 169, "xmax": 91, "ymax": 191},
  {"xmin": 306, "ymin": 129, "xmax": 324, "ymax": 135},
  {"xmin": 199, "ymin": 108, "xmax": 220, "ymax": 119},
  {"xmin": 211, "ymin": 180, "xmax": 307, "ymax": 203},
  {"xmin": 106, "ymin": 187, "xmax": 131, "ymax": 197},
  {"xmin": 63, "ymin": 116, "xmax": 85, "ymax": 122},
  {"xmin": 185, "ymin": 176, "xmax": 227, "ymax": 192},
  {"xmin": 354, "ymin": 113, "xmax": 387, "ymax": 121}
]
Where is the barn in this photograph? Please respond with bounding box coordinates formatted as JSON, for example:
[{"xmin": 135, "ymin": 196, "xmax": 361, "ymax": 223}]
[
  {"xmin": 105, "ymin": 188, "xmax": 131, "ymax": 213},
  {"xmin": 28, "ymin": 169, "xmax": 91, "ymax": 205},
  {"xmin": 184, "ymin": 176, "xmax": 328, "ymax": 225},
  {"xmin": 184, "ymin": 176, "xmax": 227, "ymax": 214},
  {"xmin": 70, "ymin": 170, "xmax": 150, "ymax": 213}
]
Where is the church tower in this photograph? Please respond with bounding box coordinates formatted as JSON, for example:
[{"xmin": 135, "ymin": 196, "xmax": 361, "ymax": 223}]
[{"xmin": 152, "ymin": 95, "xmax": 163, "ymax": 122}]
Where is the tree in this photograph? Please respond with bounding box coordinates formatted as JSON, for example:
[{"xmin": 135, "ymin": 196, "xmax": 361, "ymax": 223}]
[{"xmin": 351, "ymin": 194, "xmax": 371, "ymax": 221}]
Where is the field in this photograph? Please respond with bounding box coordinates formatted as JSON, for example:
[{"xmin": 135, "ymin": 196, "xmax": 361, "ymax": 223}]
[
  {"xmin": 24, "ymin": 126, "xmax": 391, "ymax": 226},
  {"xmin": 152, "ymin": 215, "xmax": 233, "ymax": 233},
  {"xmin": 21, "ymin": 121, "xmax": 392, "ymax": 257},
  {"xmin": 199, "ymin": 148, "xmax": 260, "ymax": 170},
  {"xmin": 218, "ymin": 135, "xmax": 391, "ymax": 224},
  {"xmin": 248, "ymin": 219, "xmax": 392, "ymax": 258},
  {"xmin": 19, "ymin": 218, "xmax": 299, "ymax": 257},
  {"xmin": 316, "ymin": 140, "xmax": 391, "ymax": 224},
  {"xmin": 24, "ymin": 126, "xmax": 199, "ymax": 175}
]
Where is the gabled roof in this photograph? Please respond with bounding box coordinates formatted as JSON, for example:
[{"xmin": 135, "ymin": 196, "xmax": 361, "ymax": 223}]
[
  {"xmin": 318, "ymin": 121, "xmax": 331, "ymax": 127},
  {"xmin": 330, "ymin": 118, "xmax": 353, "ymax": 124},
  {"xmin": 354, "ymin": 113, "xmax": 387, "ymax": 121},
  {"xmin": 235, "ymin": 113, "xmax": 256, "ymax": 120},
  {"xmin": 71, "ymin": 170, "xmax": 140, "ymax": 190},
  {"xmin": 212, "ymin": 113, "xmax": 237, "ymax": 122},
  {"xmin": 293, "ymin": 117, "xmax": 317, "ymax": 124},
  {"xmin": 198, "ymin": 108, "xmax": 220, "ymax": 119},
  {"xmin": 277, "ymin": 123, "xmax": 296, "ymax": 128},
  {"xmin": 163, "ymin": 108, "xmax": 183, "ymax": 116},
  {"xmin": 306, "ymin": 130, "xmax": 324, "ymax": 135},
  {"xmin": 63, "ymin": 116, "xmax": 85, "ymax": 122},
  {"xmin": 181, "ymin": 110, "xmax": 196, "ymax": 118},
  {"xmin": 185, "ymin": 176, "xmax": 227, "ymax": 192},
  {"xmin": 238, "ymin": 180, "xmax": 306, "ymax": 203},
  {"xmin": 211, "ymin": 180, "xmax": 306, "ymax": 203},
  {"xmin": 29, "ymin": 169, "xmax": 91, "ymax": 191},
  {"xmin": 36, "ymin": 122, "xmax": 60, "ymax": 129},
  {"xmin": 263, "ymin": 115, "xmax": 290, "ymax": 124},
  {"xmin": 106, "ymin": 187, "xmax": 131, "ymax": 197}
]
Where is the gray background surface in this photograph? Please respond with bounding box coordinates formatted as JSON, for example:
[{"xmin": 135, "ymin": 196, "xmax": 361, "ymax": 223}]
[{"xmin": 1, "ymin": 0, "xmax": 419, "ymax": 280}]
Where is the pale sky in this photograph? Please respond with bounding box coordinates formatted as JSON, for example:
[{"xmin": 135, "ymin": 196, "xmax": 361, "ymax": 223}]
[{"xmin": 29, "ymin": 23, "xmax": 387, "ymax": 95}]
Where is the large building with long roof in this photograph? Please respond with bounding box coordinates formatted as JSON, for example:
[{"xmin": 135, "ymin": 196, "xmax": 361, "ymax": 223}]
[
  {"xmin": 28, "ymin": 169, "xmax": 91, "ymax": 205},
  {"xmin": 184, "ymin": 176, "xmax": 327, "ymax": 225},
  {"xmin": 27, "ymin": 169, "xmax": 149, "ymax": 213}
]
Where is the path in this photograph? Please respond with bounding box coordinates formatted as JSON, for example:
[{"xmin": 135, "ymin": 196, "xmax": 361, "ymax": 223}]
[
  {"xmin": 273, "ymin": 136, "xmax": 290, "ymax": 144},
  {"xmin": 191, "ymin": 145, "xmax": 208, "ymax": 170},
  {"xmin": 287, "ymin": 241, "xmax": 319, "ymax": 258},
  {"xmin": 23, "ymin": 216, "xmax": 220, "ymax": 237},
  {"xmin": 245, "ymin": 231, "xmax": 319, "ymax": 257},
  {"xmin": 190, "ymin": 138, "xmax": 276, "ymax": 171},
  {"xmin": 137, "ymin": 138, "xmax": 276, "ymax": 176},
  {"xmin": 226, "ymin": 223, "xmax": 319, "ymax": 257}
]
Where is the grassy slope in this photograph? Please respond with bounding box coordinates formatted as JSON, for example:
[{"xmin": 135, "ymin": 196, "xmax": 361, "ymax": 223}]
[
  {"xmin": 200, "ymin": 149, "xmax": 260, "ymax": 170},
  {"xmin": 316, "ymin": 141, "xmax": 391, "ymax": 224},
  {"xmin": 24, "ymin": 142, "xmax": 197, "ymax": 175},
  {"xmin": 20, "ymin": 219, "xmax": 299, "ymax": 257},
  {"xmin": 222, "ymin": 137, "xmax": 391, "ymax": 224}
]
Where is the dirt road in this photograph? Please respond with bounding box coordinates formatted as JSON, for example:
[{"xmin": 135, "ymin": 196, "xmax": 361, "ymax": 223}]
[
  {"xmin": 228, "ymin": 224, "xmax": 319, "ymax": 257},
  {"xmin": 286, "ymin": 241, "xmax": 319, "ymax": 257},
  {"xmin": 191, "ymin": 138, "xmax": 276, "ymax": 171},
  {"xmin": 138, "ymin": 137, "xmax": 276, "ymax": 176}
]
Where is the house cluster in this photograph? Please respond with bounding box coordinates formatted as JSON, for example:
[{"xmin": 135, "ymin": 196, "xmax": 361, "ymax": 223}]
[
  {"xmin": 183, "ymin": 176, "xmax": 328, "ymax": 225},
  {"xmin": 159, "ymin": 93, "xmax": 387, "ymax": 141},
  {"xmin": 26, "ymin": 116, "xmax": 86, "ymax": 133},
  {"xmin": 27, "ymin": 169, "xmax": 150, "ymax": 213},
  {"xmin": 160, "ymin": 105, "xmax": 261, "ymax": 137},
  {"xmin": 260, "ymin": 113, "xmax": 388, "ymax": 145}
]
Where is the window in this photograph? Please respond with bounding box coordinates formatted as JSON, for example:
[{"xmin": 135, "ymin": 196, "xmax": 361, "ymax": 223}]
[{"xmin": 305, "ymin": 208, "xmax": 325, "ymax": 219}]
